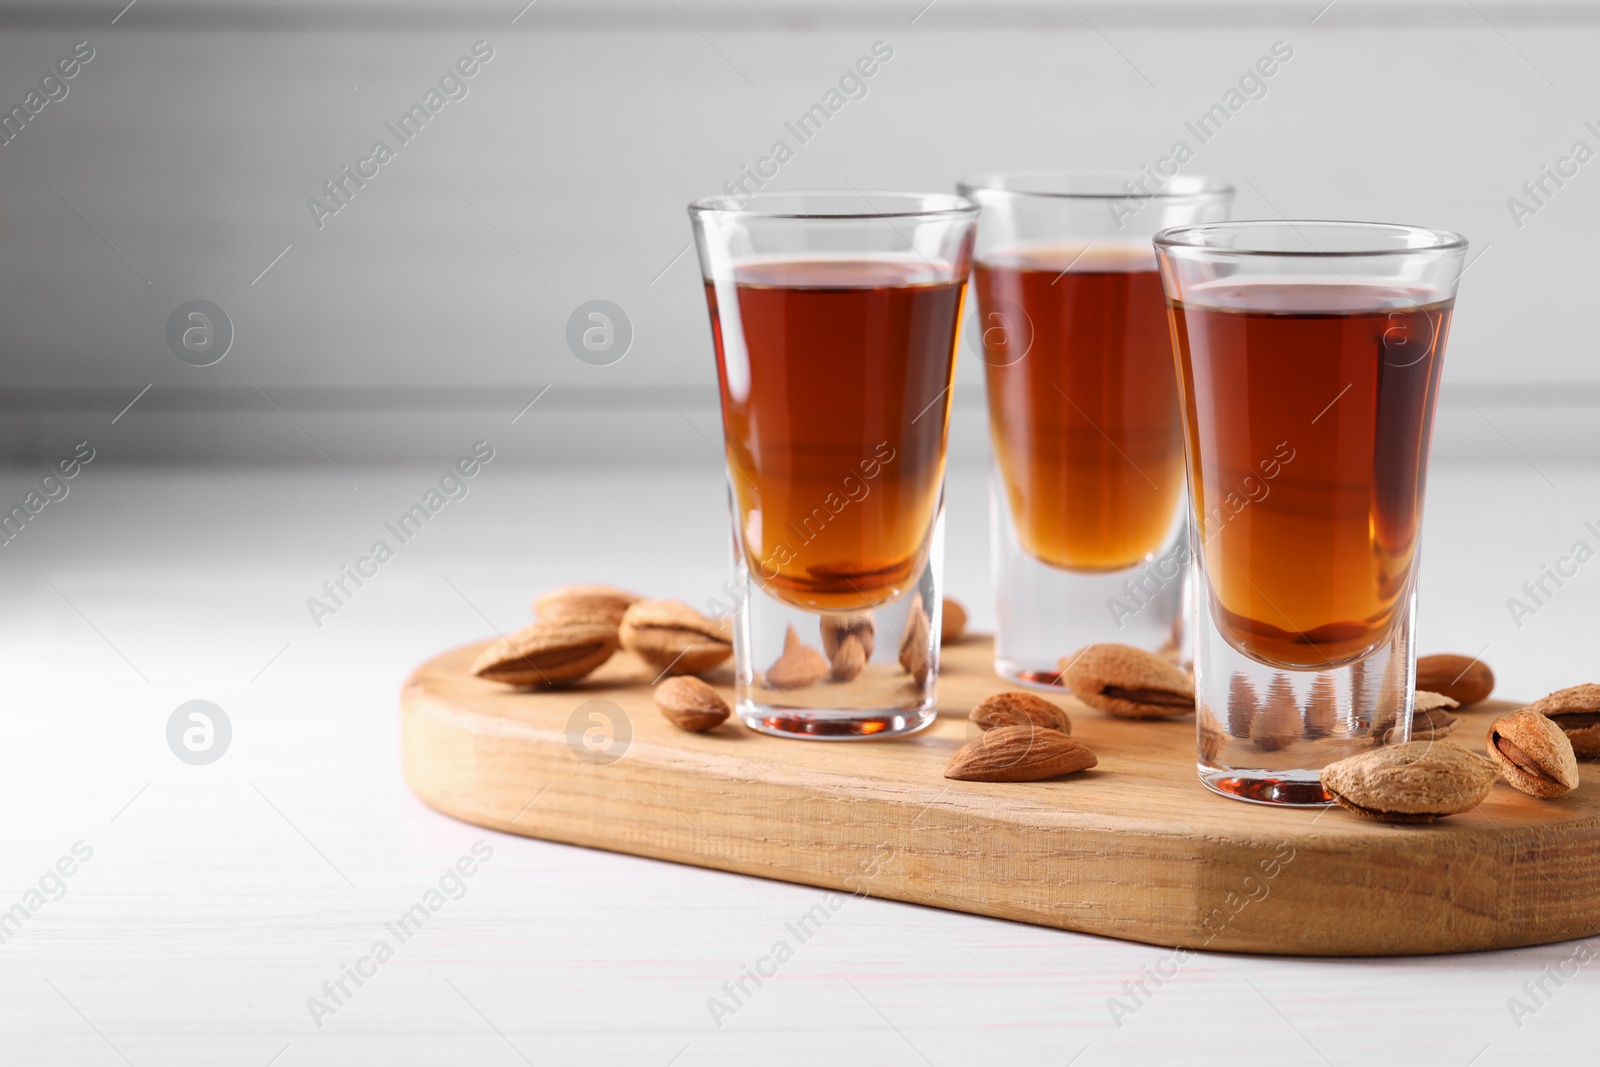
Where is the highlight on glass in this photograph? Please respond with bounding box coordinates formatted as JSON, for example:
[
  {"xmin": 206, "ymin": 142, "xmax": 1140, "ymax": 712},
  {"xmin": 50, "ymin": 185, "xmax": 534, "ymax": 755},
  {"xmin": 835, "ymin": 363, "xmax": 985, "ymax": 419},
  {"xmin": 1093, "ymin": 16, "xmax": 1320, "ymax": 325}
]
[
  {"xmin": 688, "ymin": 191, "xmax": 979, "ymax": 739},
  {"xmin": 1155, "ymin": 220, "xmax": 1467, "ymax": 805}
]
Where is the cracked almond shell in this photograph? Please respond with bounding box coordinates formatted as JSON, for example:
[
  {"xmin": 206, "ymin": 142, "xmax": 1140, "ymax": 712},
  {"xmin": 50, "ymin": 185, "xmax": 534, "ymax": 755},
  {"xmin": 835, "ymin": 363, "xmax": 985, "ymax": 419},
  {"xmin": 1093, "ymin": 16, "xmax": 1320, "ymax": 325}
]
[
  {"xmin": 1524, "ymin": 683, "xmax": 1600, "ymax": 755},
  {"xmin": 1320, "ymin": 741, "xmax": 1499, "ymax": 823},
  {"xmin": 1061, "ymin": 644, "xmax": 1195, "ymax": 719},
  {"xmin": 1487, "ymin": 708, "xmax": 1579, "ymax": 798},
  {"xmin": 471, "ymin": 619, "xmax": 619, "ymax": 687},
  {"xmin": 618, "ymin": 599, "xmax": 732, "ymax": 675}
]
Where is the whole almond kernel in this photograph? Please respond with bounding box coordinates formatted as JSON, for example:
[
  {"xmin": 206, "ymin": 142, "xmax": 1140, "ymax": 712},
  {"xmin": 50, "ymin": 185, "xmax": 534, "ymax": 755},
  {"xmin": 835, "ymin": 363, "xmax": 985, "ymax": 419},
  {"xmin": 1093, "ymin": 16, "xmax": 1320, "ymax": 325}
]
[
  {"xmin": 829, "ymin": 634, "xmax": 867, "ymax": 682},
  {"xmin": 619, "ymin": 599, "xmax": 732, "ymax": 676},
  {"xmin": 1487, "ymin": 708, "xmax": 1579, "ymax": 798},
  {"xmin": 941, "ymin": 597, "xmax": 968, "ymax": 644},
  {"xmin": 1061, "ymin": 644, "xmax": 1195, "ymax": 720},
  {"xmin": 1320, "ymin": 741, "xmax": 1498, "ymax": 823},
  {"xmin": 899, "ymin": 594, "xmax": 932, "ymax": 685},
  {"xmin": 654, "ymin": 676, "xmax": 730, "ymax": 733},
  {"xmin": 471, "ymin": 619, "xmax": 619, "ymax": 687},
  {"xmin": 944, "ymin": 725, "xmax": 1096, "ymax": 782},
  {"xmin": 821, "ymin": 613, "xmax": 876, "ymax": 661},
  {"xmin": 766, "ymin": 626, "xmax": 829, "ymax": 690},
  {"xmin": 1524, "ymin": 683, "xmax": 1600, "ymax": 755},
  {"xmin": 534, "ymin": 583, "xmax": 641, "ymax": 626},
  {"xmin": 1416, "ymin": 654, "xmax": 1495, "ymax": 706},
  {"xmin": 970, "ymin": 692, "xmax": 1071, "ymax": 734}
]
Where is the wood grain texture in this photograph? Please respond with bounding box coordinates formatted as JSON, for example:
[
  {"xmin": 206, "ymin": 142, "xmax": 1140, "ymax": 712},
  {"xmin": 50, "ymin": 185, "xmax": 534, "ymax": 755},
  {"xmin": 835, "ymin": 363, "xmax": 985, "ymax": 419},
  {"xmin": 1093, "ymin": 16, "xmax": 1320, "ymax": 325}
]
[{"xmin": 402, "ymin": 635, "xmax": 1600, "ymax": 957}]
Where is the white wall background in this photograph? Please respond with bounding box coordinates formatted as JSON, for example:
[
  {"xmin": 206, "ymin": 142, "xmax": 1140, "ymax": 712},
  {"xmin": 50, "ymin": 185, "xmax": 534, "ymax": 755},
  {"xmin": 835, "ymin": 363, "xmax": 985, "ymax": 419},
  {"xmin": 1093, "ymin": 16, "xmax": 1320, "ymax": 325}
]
[{"xmin": 0, "ymin": 0, "xmax": 1595, "ymax": 463}]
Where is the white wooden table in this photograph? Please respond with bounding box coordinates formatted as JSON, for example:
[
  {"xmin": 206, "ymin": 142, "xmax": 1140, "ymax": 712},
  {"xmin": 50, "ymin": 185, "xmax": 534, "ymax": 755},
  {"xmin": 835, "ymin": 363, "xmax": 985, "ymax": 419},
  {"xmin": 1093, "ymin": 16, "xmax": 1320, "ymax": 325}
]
[{"xmin": 1, "ymin": 458, "xmax": 1593, "ymax": 1065}]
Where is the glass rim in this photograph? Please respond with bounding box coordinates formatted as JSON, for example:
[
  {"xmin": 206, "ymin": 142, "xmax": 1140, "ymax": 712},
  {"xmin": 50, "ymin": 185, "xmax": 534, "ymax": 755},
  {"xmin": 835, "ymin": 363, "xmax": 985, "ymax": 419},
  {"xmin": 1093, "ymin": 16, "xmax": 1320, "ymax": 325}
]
[
  {"xmin": 1154, "ymin": 219, "xmax": 1468, "ymax": 258},
  {"xmin": 956, "ymin": 170, "xmax": 1234, "ymax": 201},
  {"xmin": 688, "ymin": 190, "xmax": 978, "ymax": 220}
]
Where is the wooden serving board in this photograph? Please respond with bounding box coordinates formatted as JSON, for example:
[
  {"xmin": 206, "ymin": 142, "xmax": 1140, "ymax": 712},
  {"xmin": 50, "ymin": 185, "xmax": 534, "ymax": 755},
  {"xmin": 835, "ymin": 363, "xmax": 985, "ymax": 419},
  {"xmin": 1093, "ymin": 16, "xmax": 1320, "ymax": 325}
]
[{"xmin": 401, "ymin": 636, "xmax": 1600, "ymax": 956}]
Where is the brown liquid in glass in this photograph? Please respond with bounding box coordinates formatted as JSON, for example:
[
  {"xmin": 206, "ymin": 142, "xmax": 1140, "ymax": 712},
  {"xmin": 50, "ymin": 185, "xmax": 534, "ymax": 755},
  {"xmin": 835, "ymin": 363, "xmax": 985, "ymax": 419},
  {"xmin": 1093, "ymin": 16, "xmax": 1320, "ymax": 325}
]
[
  {"xmin": 705, "ymin": 258, "xmax": 965, "ymax": 611},
  {"xmin": 1170, "ymin": 280, "xmax": 1451, "ymax": 668},
  {"xmin": 974, "ymin": 245, "xmax": 1186, "ymax": 572}
]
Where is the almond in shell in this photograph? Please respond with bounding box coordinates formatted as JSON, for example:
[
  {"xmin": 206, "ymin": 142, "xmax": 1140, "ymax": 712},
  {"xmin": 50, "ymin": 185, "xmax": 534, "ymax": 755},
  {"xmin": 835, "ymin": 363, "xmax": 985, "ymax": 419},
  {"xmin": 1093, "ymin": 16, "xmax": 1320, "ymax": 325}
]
[
  {"xmin": 534, "ymin": 583, "xmax": 641, "ymax": 626},
  {"xmin": 1524, "ymin": 683, "xmax": 1600, "ymax": 755},
  {"xmin": 618, "ymin": 599, "xmax": 732, "ymax": 676},
  {"xmin": 1486, "ymin": 708, "xmax": 1579, "ymax": 798},
  {"xmin": 1061, "ymin": 644, "xmax": 1195, "ymax": 720},
  {"xmin": 471, "ymin": 619, "xmax": 619, "ymax": 687},
  {"xmin": 1319, "ymin": 741, "xmax": 1498, "ymax": 823},
  {"xmin": 821, "ymin": 613, "xmax": 876, "ymax": 661}
]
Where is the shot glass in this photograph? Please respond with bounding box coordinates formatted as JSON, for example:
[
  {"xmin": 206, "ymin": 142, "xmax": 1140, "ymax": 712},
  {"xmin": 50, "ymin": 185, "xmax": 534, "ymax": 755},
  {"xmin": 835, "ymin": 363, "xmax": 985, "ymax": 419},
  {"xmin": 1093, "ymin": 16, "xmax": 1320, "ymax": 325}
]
[
  {"xmin": 955, "ymin": 173, "xmax": 1233, "ymax": 687},
  {"xmin": 688, "ymin": 191, "xmax": 978, "ymax": 739},
  {"xmin": 1155, "ymin": 221, "xmax": 1467, "ymax": 804}
]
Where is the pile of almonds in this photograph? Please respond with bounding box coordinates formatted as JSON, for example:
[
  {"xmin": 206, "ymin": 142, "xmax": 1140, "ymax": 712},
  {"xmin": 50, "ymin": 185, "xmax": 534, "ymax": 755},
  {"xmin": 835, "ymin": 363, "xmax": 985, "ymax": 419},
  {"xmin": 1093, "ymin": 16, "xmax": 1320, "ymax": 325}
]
[
  {"xmin": 470, "ymin": 582, "xmax": 967, "ymax": 736},
  {"xmin": 471, "ymin": 600, "xmax": 1595, "ymax": 814},
  {"xmin": 946, "ymin": 692, "xmax": 1093, "ymax": 781},
  {"xmin": 944, "ymin": 642, "xmax": 1596, "ymax": 820},
  {"xmin": 1321, "ymin": 677, "xmax": 1598, "ymax": 822}
]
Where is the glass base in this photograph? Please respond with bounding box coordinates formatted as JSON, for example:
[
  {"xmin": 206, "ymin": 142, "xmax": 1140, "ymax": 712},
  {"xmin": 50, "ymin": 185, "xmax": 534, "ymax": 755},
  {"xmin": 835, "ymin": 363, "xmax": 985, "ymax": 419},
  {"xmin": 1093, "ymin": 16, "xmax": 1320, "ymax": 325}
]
[
  {"xmin": 737, "ymin": 702, "xmax": 937, "ymax": 740},
  {"xmin": 995, "ymin": 659, "xmax": 1069, "ymax": 691},
  {"xmin": 991, "ymin": 472, "xmax": 1189, "ymax": 689},
  {"xmin": 727, "ymin": 496, "xmax": 944, "ymax": 742},
  {"xmin": 1199, "ymin": 767, "xmax": 1333, "ymax": 806},
  {"xmin": 1192, "ymin": 579, "xmax": 1416, "ymax": 806}
]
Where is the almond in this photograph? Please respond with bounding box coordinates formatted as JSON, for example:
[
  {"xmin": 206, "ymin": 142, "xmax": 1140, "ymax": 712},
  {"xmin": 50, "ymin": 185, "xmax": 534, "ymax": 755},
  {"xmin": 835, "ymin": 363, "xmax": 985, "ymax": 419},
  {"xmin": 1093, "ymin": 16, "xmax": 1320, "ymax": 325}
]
[
  {"xmin": 471, "ymin": 619, "xmax": 619, "ymax": 687},
  {"xmin": 766, "ymin": 625, "xmax": 829, "ymax": 689},
  {"xmin": 534, "ymin": 583, "xmax": 641, "ymax": 626},
  {"xmin": 1198, "ymin": 708, "xmax": 1228, "ymax": 764},
  {"xmin": 821, "ymin": 613, "xmax": 875, "ymax": 661},
  {"xmin": 969, "ymin": 692, "xmax": 1071, "ymax": 734},
  {"xmin": 1303, "ymin": 675, "xmax": 1339, "ymax": 740},
  {"xmin": 618, "ymin": 599, "xmax": 732, "ymax": 676},
  {"xmin": 941, "ymin": 597, "xmax": 967, "ymax": 644},
  {"xmin": 1487, "ymin": 708, "xmax": 1579, "ymax": 797},
  {"xmin": 899, "ymin": 594, "xmax": 932, "ymax": 685},
  {"xmin": 1411, "ymin": 691, "xmax": 1460, "ymax": 740},
  {"xmin": 653, "ymin": 676, "xmax": 730, "ymax": 732},
  {"xmin": 1250, "ymin": 675, "xmax": 1300, "ymax": 752},
  {"xmin": 1416, "ymin": 654, "xmax": 1495, "ymax": 706},
  {"xmin": 1061, "ymin": 644, "xmax": 1195, "ymax": 720},
  {"xmin": 1524, "ymin": 684, "xmax": 1600, "ymax": 755},
  {"xmin": 829, "ymin": 634, "xmax": 868, "ymax": 682},
  {"xmin": 944, "ymin": 724, "xmax": 1096, "ymax": 782},
  {"xmin": 1320, "ymin": 741, "xmax": 1498, "ymax": 823}
]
